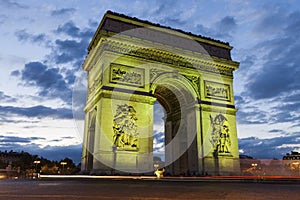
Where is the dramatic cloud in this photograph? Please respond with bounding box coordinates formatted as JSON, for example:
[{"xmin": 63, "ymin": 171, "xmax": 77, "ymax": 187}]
[
  {"xmin": 15, "ymin": 29, "xmax": 47, "ymax": 45},
  {"xmin": 51, "ymin": 8, "xmax": 76, "ymax": 16},
  {"xmin": 53, "ymin": 39, "xmax": 87, "ymax": 65},
  {"xmin": 10, "ymin": 70, "xmax": 20, "ymax": 76},
  {"xmin": 158, "ymin": 17, "xmax": 186, "ymax": 27},
  {"xmin": 269, "ymin": 129, "xmax": 282, "ymax": 133},
  {"xmin": 52, "ymin": 21, "xmax": 94, "ymax": 67},
  {"xmin": 15, "ymin": 61, "xmax": 72, "ymax": 102},
  {"xmin": 0, "ymin": 91, "xmax": 16, "ymax": 103},
  {"xmin": 153, "ymin": 131, "xmax": 164, "ymax": 150},
  {"xmin": 214, "ymin": 16, "xmax": 237, "ymax": 40},
  {"xmin": 153, "ymin": 131, "xmax": 165, "ymax": 159},
  {"xmin": 247, "ymin": 11, "xmax": 300, "ymax": 100},
  {"xmin": 11, "ymin": 20, "xmax": 95, "ymax": 103},
  {"xmin": 218, "ymin": 16, "xmax": 237, "ymax": 32},
  {"xmin": 56, "ymin": 21, "xmax": 93, "ymax": 39},
  {"xmin": 239, "ymin": 133, "xmax": 300, "ymax": 159},
  {"xmin": 233, "ymin": 9, "xmax": 300, "ymax": 128},
  {"xmin": 236, "ymin": 96, "xmax": 300, "ymax": 126},
  {"xmin": 236, "ymin": 110, "xmax": 268, "ymax": 125},
  {"xmin": 0, "ymin": 135, "xmax": 45, "ymax": 143},
  {"xmin": 235, "ymin": 55, "xmax": 257, "ymax": 77},
  {"xmin": 247, "ymin": 59, "xmax": 298, "ymax": 100},
  {"xmin": 0, "ymin": 105, "xmax": 73, "ymax": 119},
  {"xmin": 253, "ymin": 4, "xmax": 287, "ymax": 37},
  {"xmin": 56, "ymin": 22, "xmax": 81, "ymax": 38},
  {"xmin": 195, "ymin": 15, "xmax": 237, "ymax": 41},
  {"xmin": 0, "ymin": 0, "xmax": 27, "ymax": 9}
]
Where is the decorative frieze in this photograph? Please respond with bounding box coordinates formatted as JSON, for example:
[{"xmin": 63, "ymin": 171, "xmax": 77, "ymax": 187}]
[
  {"xmin": 110, "ymin": 63, "xmax": 145, "ymax": 87},
  {"xmin": 99, "ymin": 40, "xmax": 236, "ymax": 77},
  {"xmin": 204, "ymin": 81, "xmax": 231, "ymax": 102}
]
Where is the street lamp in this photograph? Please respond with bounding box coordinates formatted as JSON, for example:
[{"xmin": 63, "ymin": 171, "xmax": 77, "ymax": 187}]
[
  {"xmin": 251, "ymin": 163, "xmax": 258, "ymax": 167},
  {"xmin": 33, "ymin": 160, "xmax": 40, "ymax": 171},
  {"xmin": 33, "ymin": 160, "xmax": 41, "ymax": 179},
  {"xmin": 60, "ymin": 162, "xmax": 67, "ymax": 174}
]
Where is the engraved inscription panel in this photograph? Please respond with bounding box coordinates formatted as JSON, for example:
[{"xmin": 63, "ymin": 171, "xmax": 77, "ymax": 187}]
[
  {"xmin": 205, "ymin": 81, "xmax": 230, "ymax": 101},
  {"xmin": 110, "ymin": 63, "xmax": 145, "ymax": 87}
]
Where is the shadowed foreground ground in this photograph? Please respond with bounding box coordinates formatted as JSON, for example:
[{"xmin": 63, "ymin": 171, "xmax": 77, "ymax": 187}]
[{"xmin": 0, "ymin": 178, "xmax": 299, "ymax": 199}]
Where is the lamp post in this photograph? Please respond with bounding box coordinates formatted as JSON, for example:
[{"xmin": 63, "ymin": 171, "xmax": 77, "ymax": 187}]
[
  {"xmin": 33, "ymin": 160, "xmax": 40, "ymax": 179},
  {"xmin": 33, "ymin": 160, "xmax": 40, "ymax": 172},
  {"xmin": 60, "ymin": 162, "xmax": 67, "ymax": 174}
]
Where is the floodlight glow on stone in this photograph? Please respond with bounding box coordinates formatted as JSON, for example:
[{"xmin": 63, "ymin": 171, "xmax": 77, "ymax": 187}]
[{"xmin": 79, "ymin": 11, "xmax": 240, "ymax": 176}]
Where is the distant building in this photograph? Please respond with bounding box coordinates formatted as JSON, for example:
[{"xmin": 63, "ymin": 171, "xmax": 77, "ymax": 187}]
[
  {"xmin": 239, "ymin": 155, "xmax": 262, "ymax": 175},
  {"xmin": 282, "ymin": 151, "xmax": 300, "ymax": 176},
  {"xmin": 282, "ymin": 151, "xmax": 300, "ymax": 160}
]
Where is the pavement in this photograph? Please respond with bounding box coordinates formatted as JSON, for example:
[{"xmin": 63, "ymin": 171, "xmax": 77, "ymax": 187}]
[
  {"xmin": 39, "ymin": 174, "xmax": 300, "ymax": 182},
  {"xmin": 0, "ymin": 176, "xmax": 299, "ymax": 199}
]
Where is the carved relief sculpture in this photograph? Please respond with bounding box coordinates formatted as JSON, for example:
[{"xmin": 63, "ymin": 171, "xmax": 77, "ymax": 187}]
[
  {"xmin": 150, "ymin": 68, "xmax": 165, "ymax": 83},
  {"xmin": 205, "ymin": 81, "xmax": 231, "ymax": 101},
  {"xmin": 210, "ymin": 114, "xmax": 231, "ymax": 154},
  {"xmin": 110, "ymin": 63, "xmax": 144, "ymax": 87},
  {"xmin": 113, "ymin": 104, "xmax": 139, "ymax": 151},
  {"xmin": 183, "ymin": 74, "xmax": 200, "ymax": 95}
]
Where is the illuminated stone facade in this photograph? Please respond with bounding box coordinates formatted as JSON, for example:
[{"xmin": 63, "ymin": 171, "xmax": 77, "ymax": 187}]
[{"xmin": 81, "ymin": 11, "xmax": 240, "ymax": 175}]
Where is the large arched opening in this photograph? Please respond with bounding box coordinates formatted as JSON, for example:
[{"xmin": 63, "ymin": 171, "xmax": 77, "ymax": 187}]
[{"xmin": 151, "ymin": 73, "xmax": 200, "ymax": 175}]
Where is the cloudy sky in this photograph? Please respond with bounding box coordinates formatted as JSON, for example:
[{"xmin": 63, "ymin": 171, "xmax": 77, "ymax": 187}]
[{"xmin": 0, "ymin": 0, "xmax": 299, "ymax": 163}]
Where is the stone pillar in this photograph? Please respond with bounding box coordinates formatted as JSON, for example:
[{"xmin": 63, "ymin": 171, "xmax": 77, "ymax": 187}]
[
  {"xmin": 201, "ymin": 105, "xmax": 240, "ymax": 175},
  {"xmin": 90, "ymin": 91, "xmax": 155, "ymax": 174}
]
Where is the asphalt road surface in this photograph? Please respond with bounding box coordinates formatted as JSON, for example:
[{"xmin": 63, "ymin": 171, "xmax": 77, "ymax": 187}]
[{"xmin": 0, "ymin": 178, "xmax": 299, "ymax": 199}]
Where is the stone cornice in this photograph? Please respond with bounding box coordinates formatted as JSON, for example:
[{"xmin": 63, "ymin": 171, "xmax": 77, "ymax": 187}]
[{"xmin": 84, "ymin": 38, "xmax": 239, "ymax": 77}]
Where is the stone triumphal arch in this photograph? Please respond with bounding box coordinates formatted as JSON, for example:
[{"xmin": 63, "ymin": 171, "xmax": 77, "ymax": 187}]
[{"xmin": 81, "ymin": 11, "xmax": 240, "ymax": 175}]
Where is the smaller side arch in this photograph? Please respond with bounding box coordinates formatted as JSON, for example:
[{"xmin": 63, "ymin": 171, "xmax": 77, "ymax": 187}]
[{"xmin": 86, "ymin": 109, "xmax": 97, "ymax": 172}]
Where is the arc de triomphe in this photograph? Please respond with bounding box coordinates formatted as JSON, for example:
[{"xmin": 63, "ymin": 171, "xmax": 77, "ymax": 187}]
[{"xmin": 81, "ymin": 11, "xmax": 240, "ymax": 176}]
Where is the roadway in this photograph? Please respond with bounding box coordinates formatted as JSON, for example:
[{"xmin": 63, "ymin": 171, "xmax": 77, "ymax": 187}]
[{"xmin": 0, "ymin": 177, "xmax": 299, "ymax": 199}]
